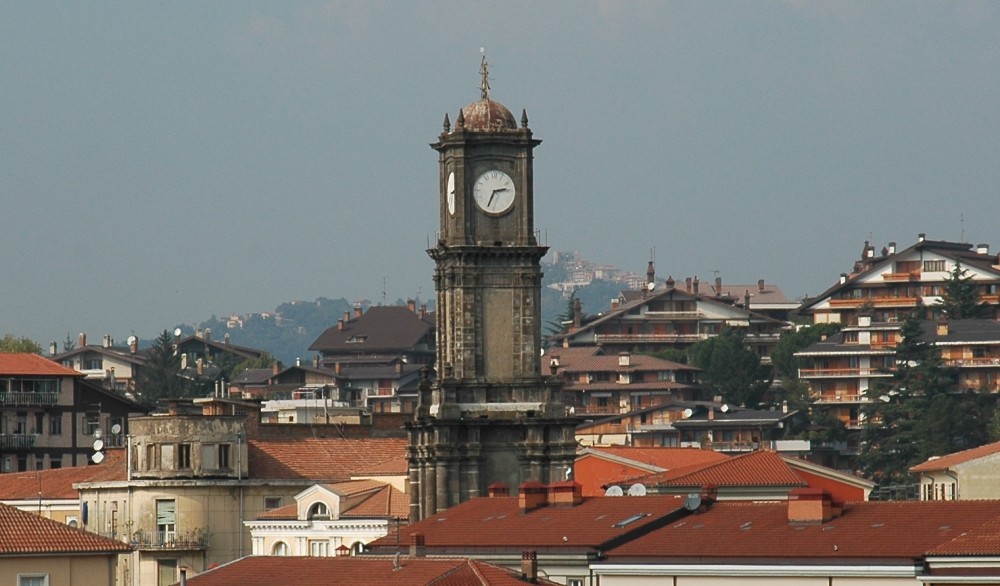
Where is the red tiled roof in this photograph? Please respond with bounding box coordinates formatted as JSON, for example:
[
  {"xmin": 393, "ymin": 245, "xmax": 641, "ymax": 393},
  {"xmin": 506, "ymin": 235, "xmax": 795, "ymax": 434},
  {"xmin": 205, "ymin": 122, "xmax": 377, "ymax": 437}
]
[
  {"xmin": 248, "ymin": 438, "xmax": 408, "ymax": 481},
  {"xmin": 586, "ymin": 447, "xmax": 729, "ymax": 472},
  {"xmin": 368, "ymin": 494, "xmax": 688, "ymax": 552},
  {"xmin": 629, "ymin": 450, "xmax": 805, "ymax": 488},
  {"xmin": 0, "ymin": 450, "xmax": 126, "ymax": 500},
  {"xmin": 343, "ymin": 484, "xmax": 408, "ymax": 520},
  {"xmin": 255, "ymin": 503, "xmax": 297, "ymax": 520},
  {"xmin": 910, "ymin": 440, "xmax": 1000, "ymax": 473},
  {"xmin": 0, "ymin": 502, "xmax": 130, "ymax": 554},
  {"xmin": 606, "ymin": 500, "xmax": 1000, "ymax": 560},
  {"xmin": 0, "ymin": 353, "xmax": 81, "ymax": 377},
  {"xmin": 183, "ymin": 555, "xmax": 560, "ymax": 585}
]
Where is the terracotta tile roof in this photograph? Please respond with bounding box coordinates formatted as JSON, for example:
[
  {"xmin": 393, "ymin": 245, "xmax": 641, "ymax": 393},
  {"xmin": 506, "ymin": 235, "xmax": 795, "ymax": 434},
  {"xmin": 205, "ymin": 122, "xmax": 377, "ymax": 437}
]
[
  {"xmin": 255, "ymin": 503, "xmax": 297, "ymax": 520},
  {"xmin": 586, "ymin": 447, "xmax": 729, "ymax": 472},
  {"xmin": 248, "ymin": 438, "xmax": 408, "ymax": 481},
  {"xmin": 0, "ymin": 353, "xmax": 81, "ymax": 377},
  {"xmin": 606, "ymin": 500, "xmax": 1000, "ymax": 560},
  {"xmin": 343, "ymin": 485, "xmax": 409, "ymax": 520},
  {"xmin": 183, "ymin": 555, "xmax": 559, "ymax": 585},
  {"xmin": 628, "ymin": 450, "xmax": 806, "ymax": 488},
  {"xmin": 357, "ymin": 454, "xmax": 409, "ymax": 476},
  {"xmin": 910, "ymin": 440, "xmax": 1000, "ymax": 473},
  {"xmin": 0, "ymin": 502, "xmax": 130, "ymax": 554},
  {"xmin": 0, "ymin": 450, "xmax": 126, "ymax": 500},
  {"xmin": 368, "ymin": 494, "xmax": 688, "ymax": 552}
]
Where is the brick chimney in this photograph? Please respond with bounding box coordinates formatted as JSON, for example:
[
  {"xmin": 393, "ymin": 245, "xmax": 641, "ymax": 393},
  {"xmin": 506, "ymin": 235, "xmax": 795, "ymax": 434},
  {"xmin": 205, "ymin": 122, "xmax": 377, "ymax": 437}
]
[
  {"xmin": 487, "ymin": 482, "xmax": 510, "ymax": 497},
  {"xmin": 78, "ymin": 333, "xmax": 87, "ymax": 348},
  {"xmin": 272, "ymin": 361, "xmax": 282, "ymax": 375},
  {"xmin": 521, "ymin": 551, "xmax": 538, "ymax": 582},
  {"xmin": 693, "ymin": 276, "xmax": 699, "ymax": 295},
  {"xmin": 547, "ymin": 481, "xmax": 583, "ymax": 507},
  {"xmin": 685, "ymin": 277, "xmax": 692, "ymax": 293},
  {"xmin": 354, "ymin": 305, "xmax": 363, "ymax": 318},
  {"xmin": 420, "ymin": 304, "xmax": 427, "ymax": 318},
  {"xmin": 407, "ymin": 299, "xmax": 416, "ymax": 313},
  {"xmin": 518, "ymin": 481, "xmax": 548, "ymax": 512},
  {"xmin": 788, "ymin": 489, "xmax": 840, "ymax": 524},
  {"xmin": 937, "ymin": 317, "xmax": 949, "ymax": 337},
  {"xmin": 715, "ymin": 276, "xmax": 722, "ymax": 297},
  {"xmin": 758, "ymin": 279, "xmax": 765, "ymax": 293},
  {"xmin": 49, "ymin": 342, "xmax": 57, "ymax": 356},
  {"xmin": 409, "ymin": 533, "xmax": 426, "ymax": 558}
]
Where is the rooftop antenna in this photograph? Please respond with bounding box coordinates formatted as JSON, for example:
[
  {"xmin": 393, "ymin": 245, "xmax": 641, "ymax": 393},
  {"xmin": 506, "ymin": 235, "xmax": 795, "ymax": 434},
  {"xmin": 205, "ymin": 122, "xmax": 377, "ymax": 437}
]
[
  {"xmin": 382, "ymin": 277, "xmax": 387, "ymax": 306},
  {"xmin": 961, "ymin": 213, "xmax": 966, "ymax": 243},
  {"xmin": 479, "ymin": 48, "xmax": 491, "ymax": 99}
]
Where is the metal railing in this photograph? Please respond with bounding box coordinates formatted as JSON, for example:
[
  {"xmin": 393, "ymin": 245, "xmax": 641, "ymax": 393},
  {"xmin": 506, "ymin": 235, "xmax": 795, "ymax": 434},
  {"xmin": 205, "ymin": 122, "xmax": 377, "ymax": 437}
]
[
  {"xmin": 0, "ymin": 392, "xmax": 58, "ymax": 406},
  {"xmin": 131, "ymin": 529, "xmax": 209, "ymax": 550},
  {"xmin": 0, "ymin": 434, "xmax": 37, "ymax": 449}
]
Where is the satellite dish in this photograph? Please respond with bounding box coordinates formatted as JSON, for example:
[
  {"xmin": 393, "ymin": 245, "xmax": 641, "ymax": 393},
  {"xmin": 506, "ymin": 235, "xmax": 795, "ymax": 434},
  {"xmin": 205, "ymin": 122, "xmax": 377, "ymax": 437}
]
[
  {"xmin": 720, "ymin": 404, "xmax": 730, "ymax": 413},
  {"xmin": 126, "ymin": 335, "xmax": 137, "ymax": 346},
  {"xmin": 92, "ymin": 439, "xmax": 104, "ymax": 452},
  {"xmin": 647, "ymin": 281, "xmax": 655, "ymax": 291},
  {"xmin": 111, "ymin": 423, "xmax": 122, "ymax": 435},
  {"xmin": 91, "ymin": 451, "xmax": 105, "ymax": 464},
  {"xmin": 174, "ymin": 327, "xmax": 183, "ymax": 337},
  {"xmin": 93, "ymin": 428, "xmax": 102, "ymax": 439},
  {"xmin": 605, "ymin": 486, "xmax": 624, "ymax": 497},
  {"xmin": 684, "ymin": 494, "xmax": 702, "ymax": 511},
  {"xmin": 682, "ymin": 408, "xmax": 693, "ymax": 419},
  {"xmin": 628, "ymin": 484, "xmax": 647, "ymax": 497}
]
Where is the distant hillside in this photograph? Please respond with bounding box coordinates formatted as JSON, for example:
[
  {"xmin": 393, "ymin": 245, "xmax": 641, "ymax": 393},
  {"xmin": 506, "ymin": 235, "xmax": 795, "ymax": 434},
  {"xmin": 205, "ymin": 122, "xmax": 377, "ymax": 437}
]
[{"xmin": 167, "ymin": 260, "xmax": 629, "ymax": 364}]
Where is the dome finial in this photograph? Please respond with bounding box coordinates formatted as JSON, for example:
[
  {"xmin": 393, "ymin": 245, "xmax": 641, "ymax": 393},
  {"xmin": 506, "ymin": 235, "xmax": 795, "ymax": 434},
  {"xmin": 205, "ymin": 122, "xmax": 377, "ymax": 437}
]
[{"xmin": 479, "ymin": 49, "xmax": 491, "ymax": 100}]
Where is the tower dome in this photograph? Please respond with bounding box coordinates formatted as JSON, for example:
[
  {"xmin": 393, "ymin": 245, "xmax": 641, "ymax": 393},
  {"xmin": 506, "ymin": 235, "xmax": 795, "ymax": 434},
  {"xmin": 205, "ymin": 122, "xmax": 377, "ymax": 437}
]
[{"xmin": 459, "ymin": 98, "xmax": 517, "ymax": 131}]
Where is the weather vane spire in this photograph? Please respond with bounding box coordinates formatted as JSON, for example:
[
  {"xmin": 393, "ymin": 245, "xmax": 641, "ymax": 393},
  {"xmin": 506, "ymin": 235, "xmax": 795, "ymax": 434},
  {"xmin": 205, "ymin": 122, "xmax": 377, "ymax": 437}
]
[{"xmin": 479, "ymin": 48, "xmax": 491, "ymax": 100}]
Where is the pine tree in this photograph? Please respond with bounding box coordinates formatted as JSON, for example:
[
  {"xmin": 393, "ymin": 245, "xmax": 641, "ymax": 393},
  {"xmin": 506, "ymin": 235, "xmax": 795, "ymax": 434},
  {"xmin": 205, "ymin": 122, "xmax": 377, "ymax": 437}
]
[
  {"xmin": 688, "ymin": 327, "xmax": 772, "ymax": 407},
  {"xmin": 134, "ymin": 330, "xmax": 196, "ymax": 405},
  {"xmin": 935, "ymin": 261, "xmax": 991, "ymax": 319}
]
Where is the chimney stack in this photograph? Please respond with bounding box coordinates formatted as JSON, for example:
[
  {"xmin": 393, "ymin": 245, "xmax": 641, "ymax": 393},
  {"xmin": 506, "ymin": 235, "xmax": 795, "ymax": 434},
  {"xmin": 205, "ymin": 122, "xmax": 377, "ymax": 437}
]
[
  {"xmin": 937, "ymin": 317, "xmax": 949, "ymax": 337},
  {"xmin": 337, "ymin": 319, "xmax": 344, "ymax": 331},
  {"xmin": 49, "ymin": 342, "xmax": 57, "ymax": 356},
  {"xmin": 354, "ymin": 305, "xmax": 363, "ymax": 319},
  {"xmin": 788, "ymin": 489, "xmax": 840, "ymax": 524},
  {"xmin": 918, "ymin": 232, "xmax": 926, "ymax": 243},
  {"xmin": 407, "ymin": 299, "xmax": 416, "ymax": 313},
  {"xmin": 129, "ymin": 337, "xmax": 138, "ymax": 354},
  {"xmin": 758, "ymin": 279, "xmax": 765, "ymax": 293},
  {"xmin": 79, "ymin": 333, "xmax": 87, "ymax": 348},
  {"xmin": 547, "ymin": 481, "xmax": 583, "ymax": 506},
  {"xmin": 978, "ymin": 243, "xmax": 990, "ymax": 255},
  {"xmin": 715, "ymin": 276, "xmax": 722, "ymax": 297},
  {"xmin": 693, "ymin": 277, "xmax": 700, "ymax": 295},
  {"xmin": 420, "ymin": 304, "xmax": 427, "ymax": 318},
  {"xmin": 272, "ymin": 360, "xmax": 282, "ymax": 375},
  {"xmin": 518, "ymin": 481, "xmax": 548, "ymax": 512},
  {"xmin": 685, "ymin": 277, "xmax": 692, "ymax": 293},
  {"xmin": 488, "ymin": 482, "xmax": 510, "ymax": 497},
  {"xmin": 409, "ymin": 533, "xmax": 426, "ymax": 558},
  {"xmin": 205, "ymin": 328, "xmax": 211, "ymax": 341},
  {"xmin": 521, "ymin": 551, "xmax": 538, "ymax": 582}
]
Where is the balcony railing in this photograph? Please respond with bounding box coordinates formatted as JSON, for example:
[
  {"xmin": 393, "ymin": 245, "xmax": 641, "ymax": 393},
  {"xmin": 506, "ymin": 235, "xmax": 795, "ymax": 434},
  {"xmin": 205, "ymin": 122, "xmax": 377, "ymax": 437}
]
[
  {"xmin": 595, "ymin": 333, "xmax": 708, "ymax": 344},
  {"xmin": 881, "ymin": 271, "xmax": 921, "ymax": 281},
  {"xmin": 799, "ymin": 368, "xmax": 892, "ymax": 378},
  {"xmin": 812, "ymin": 393, "xmax": 867, "ymax": 404},
  {"xmin": 0, "ymin": 391, "xmax": 58, "ymax": 406},
  {"xmin": 0, "ymin": 434, "xmax": 37, "ymax": 449},
  {"xmin": 573, "ymin": 405, "xmax": 621, "ymax": 416},
  {"xmin": 828, "ymin": 297, "xmax": 919, "ymax": 308},
  {"xmin": 131, "ymin": 529, "xmax": 209, "ymax": 551},
  {"xmin": 642, "ymin": 311, "xmax": 704, "ymax": 319},
  {"xmin": 946, "ymin": 358, "xmax": 1000, "ymax": 368}
]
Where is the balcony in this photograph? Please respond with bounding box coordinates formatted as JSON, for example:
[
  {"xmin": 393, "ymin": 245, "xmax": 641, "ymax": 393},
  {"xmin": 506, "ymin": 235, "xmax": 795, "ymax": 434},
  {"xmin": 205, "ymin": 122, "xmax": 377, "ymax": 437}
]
[
  {"xmin": 946, "ymin": 358, "xmax": 1000, "ymax": 368},
  {"xmin": 812, "ymin": 393, "xmax": 867, "ymax": 404},
  {"xmin": 131, "ymin": 529, "xmax": 209, "ymax": 551},
  {"xmin": 573, "ymin": 405, "xmax": 620, "ymax": 416},
  {"xmin": 828, "ymin": 297, "xmax": 919, "ymax": 308},
  {"xmin": 799, "ymin": 368, "xmax": 892, "ymax": 378},
  {"xmin": 0, "ymin": 434, "xmax": 37, "ymax": 449},
  {"xmin": 594, "ymin": 333, "xmax": 708, "ymax": 344},
  {"xmin": 0, "ymin": 391, "xmax": 58, "ymax": 407},
  {"xmin": 642, "ymin": 311, "xmax": 704, "ymax": 319},
  {"xmin": 881, "ymin": 271, "xmax": 921, "ymax": 282}
]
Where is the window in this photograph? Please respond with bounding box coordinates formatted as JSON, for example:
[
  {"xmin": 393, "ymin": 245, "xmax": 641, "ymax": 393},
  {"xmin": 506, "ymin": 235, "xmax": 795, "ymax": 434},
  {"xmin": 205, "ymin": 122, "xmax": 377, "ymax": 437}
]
[
  {"xmin": 49, "ymin": 414, "xmax": 62, "ymax": 435},
  {"xmin": 156, "ymin": 499, "xmax": 176, "ymax": 543},
  {"xmin": 218, "ymin": 443, "xmax": 231, "ymax": 469},
  {"xmin": 272, "ymin": 541, "xmax": 289, "ymax": 556},
  {"xmin": 84, "ymin": 358, "xmax": 103, "ymax": 370},
  {"xmin": 309, "ymin": 540, "xmax": 329, "ymax": 556},
  {"xmin": 34, "ymin": 413, "xmax": 43, "ymax": 434},
  {"xmin": 177, "ymin": 443, "xmax": 191, "ymax": 469},
  {"xmin": 568, "ymin": 580, "xmax": 584, "ymax": 586},
  {"xmin": 264, "ymin": 497, "xmax": 282, "ymax": 510},
  {"xmin": 18, "ymin": 575, "xmax": 48, "ymax": 586},
  {"xmin": 308, "ymin": 502, "xmax": 330, "ymax": 520},
  {"xmin": 84, "ymin": 414, "xmax": 100, "ymax": 436},
  {"xmin": 923, "ymin": 260, "xmax": 946, "ymax": 272}
]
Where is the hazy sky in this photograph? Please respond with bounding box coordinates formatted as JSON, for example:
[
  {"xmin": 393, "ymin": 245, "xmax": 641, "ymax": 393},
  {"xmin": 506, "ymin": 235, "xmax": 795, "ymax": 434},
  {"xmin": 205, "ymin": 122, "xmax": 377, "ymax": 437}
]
[{"xmin": 4, "ymin": 2, "xmax": 1000, "ymax": 345}]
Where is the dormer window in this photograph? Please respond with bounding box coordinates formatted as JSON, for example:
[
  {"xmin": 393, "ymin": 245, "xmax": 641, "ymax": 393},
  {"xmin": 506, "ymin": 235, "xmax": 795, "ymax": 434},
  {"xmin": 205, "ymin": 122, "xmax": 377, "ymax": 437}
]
[
  {"xmin": 346, "ymin": 335, "xmax": 367, "ymax": 344},
  {"xmin": 307, "ymin": 502, "xmax": 330, "ymax": 520}
]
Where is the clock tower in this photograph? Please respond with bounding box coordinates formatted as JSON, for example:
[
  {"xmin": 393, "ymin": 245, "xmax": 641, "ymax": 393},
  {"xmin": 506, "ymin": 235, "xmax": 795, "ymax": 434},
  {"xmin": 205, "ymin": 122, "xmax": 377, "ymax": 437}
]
[{"xmin": 407, "ymin": 58, "xmax": 576, "ymax": 522}]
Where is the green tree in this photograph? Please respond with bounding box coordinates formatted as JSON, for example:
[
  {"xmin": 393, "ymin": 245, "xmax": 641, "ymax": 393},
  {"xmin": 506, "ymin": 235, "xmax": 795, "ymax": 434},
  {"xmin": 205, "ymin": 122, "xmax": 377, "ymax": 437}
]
[
  {"xmin": 858, "ymin": 314, "xmax": 992, "ymax": 485},
  {"xmin": 0, "ymin": 334, "xmax": 42, "ymax": 354},
  {"xmin": 769, "ymin": 323, "xmax": 842, "ymax": 380},
  {"xmin": 545, "ymin": 291, "xmax": 580, "ymax": 339},
  {"xmin": 231, "ymin": 352, "xmax": 277, "ymax": 378},
  {"xmin": 934, "ymin": 261, "xmax": 991, "ymax": 319},
  {"xmin": 134, "ymin": 330, "xmax": 196, "ymax": 405},
  {"xmin": 688, "ymin": 327, "xmax": 772, "ymax": 407}
]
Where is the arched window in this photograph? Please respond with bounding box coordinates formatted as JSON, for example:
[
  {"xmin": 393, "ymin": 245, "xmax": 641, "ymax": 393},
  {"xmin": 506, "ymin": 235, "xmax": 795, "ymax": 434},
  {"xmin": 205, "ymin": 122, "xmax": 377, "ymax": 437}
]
[
  {"xmin": 307, "ymin": 502, "xmax": 330, "ymax": 520},
  {"xmin": 272, "ymin": 541, "xmax": 289, "ymax": 556}
]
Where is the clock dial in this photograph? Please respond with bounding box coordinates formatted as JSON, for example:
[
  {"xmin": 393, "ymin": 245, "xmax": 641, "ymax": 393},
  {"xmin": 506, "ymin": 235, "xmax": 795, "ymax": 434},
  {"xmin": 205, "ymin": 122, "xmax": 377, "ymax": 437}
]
[
  {"xmin": 446, "ymin": 172, "xmax": 456, "ymax": 215},
  {"xmin": 473, "ymin": 170, "xmax": 516, "ymax": 215}
]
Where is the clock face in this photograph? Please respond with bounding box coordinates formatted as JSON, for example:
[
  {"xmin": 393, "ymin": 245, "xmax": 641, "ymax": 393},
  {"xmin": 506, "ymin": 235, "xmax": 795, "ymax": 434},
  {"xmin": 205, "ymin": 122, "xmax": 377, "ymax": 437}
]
[
  {"xmin": 446, "ymin": 172, "xmax": 456, "ymax": 215},
  {"xmin": 473, "ymin": 170, "xmax": 516, "ymax": 215}
]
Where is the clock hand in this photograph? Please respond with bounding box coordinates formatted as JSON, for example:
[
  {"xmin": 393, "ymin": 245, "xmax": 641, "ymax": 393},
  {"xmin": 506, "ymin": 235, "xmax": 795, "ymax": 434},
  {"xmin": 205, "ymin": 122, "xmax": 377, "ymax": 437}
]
[{"xmin": 488, "ymin": 187, "xmax": 508, "ymax": 207}]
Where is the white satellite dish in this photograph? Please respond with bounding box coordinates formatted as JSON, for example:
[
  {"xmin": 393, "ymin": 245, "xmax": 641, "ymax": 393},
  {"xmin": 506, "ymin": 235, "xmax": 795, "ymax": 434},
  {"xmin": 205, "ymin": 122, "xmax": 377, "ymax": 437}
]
[
  {"xmin": 174, "ymin": 327, "xmax": 183, "ymax": 337},
  {"xmin": 605, "ymin": 486, "xmax": 624, "ymax": 497},
  {"xmin": 111, "ymin": 423, "xmax": 122, "ymax": 435},
  {"xmin": 92, "ymin": 439, "xmax": 104, "ymax": 452},
  {"xmin": 628, "ymin": 484, "xmax": 647, "ymax": 497},
  {"xmin": 93, "ymin": 428, "xmax": 102, "ymax": 439},
  {"xmin": 682, "ymin": 408, "xmax": 693, "ymax": 419},
  {"xmin": 126, "ymin": 335, "xmax": 137, "ymax": 346},
  {"xmin": 91, "ymin": 451, "xmax": 105, "ymax": 464},
  {"xmin": 647, "ymin": 281, "xmax": 655, "ymax": 291},
  {"xmin": 720, "ymin": 404, "xmax": 730, "ymax": 413}
]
